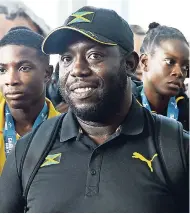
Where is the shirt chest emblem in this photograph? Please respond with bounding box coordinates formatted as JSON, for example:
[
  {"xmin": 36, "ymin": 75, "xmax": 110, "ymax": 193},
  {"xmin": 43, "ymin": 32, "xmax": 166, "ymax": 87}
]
[
  {"xmin": 132, "ymin": 152, "xmax": 158, "ymax": 172},
  {"xmin": 41, "ymin": 153, "xmax": 62, "ymax": 168}
]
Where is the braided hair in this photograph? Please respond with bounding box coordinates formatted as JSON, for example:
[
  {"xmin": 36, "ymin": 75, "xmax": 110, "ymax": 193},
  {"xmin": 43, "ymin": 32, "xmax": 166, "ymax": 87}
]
[{"xmin": 140, "ymin": 22, "xmax": 189, "ymax": 55}]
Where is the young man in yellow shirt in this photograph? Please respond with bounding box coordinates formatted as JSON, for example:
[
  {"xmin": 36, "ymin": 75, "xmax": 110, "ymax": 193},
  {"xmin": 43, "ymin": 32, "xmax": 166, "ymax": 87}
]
[{"xmin": 0, "ymin": 27, "xmax": 60, "ymax": 174}]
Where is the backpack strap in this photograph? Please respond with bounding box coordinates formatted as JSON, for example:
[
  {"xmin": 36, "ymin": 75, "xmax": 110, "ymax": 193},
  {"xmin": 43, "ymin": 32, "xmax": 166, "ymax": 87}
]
[
  {"xmin": 153, "ymin": 114, "xmax": 188, "ymax": 197},
  {"xmin": 21, "ymin": 113, "xmax": 65, "ymax": 201}
]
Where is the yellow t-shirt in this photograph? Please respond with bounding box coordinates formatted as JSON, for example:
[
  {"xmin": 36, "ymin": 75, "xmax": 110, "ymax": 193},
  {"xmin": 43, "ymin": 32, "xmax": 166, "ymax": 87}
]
[{"xmin": 0, "ymin": 92, "xmax": 3, "ymax": 103}]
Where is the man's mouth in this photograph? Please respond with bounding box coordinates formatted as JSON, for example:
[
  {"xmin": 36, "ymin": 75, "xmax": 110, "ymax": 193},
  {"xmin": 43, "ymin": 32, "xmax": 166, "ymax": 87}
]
[
  {"xmin": 73, "ymin": 87, "xmax": 95, "ymax": 93},
  {"xmin": 69, "ymin": 81, "xmax": 99, "ymax": 99},
  {"xmin": 167, "ymin": 80, "xmax": 182, "ymax": 89},
  {"xmin": 71, "ymin": 87, "xmax": 97, "ymax": 99},
  {"xmin": 5, "ymin": 92, "xmax": 24, "ymax": 99},
  {"xmin": 70, "ymin": 81, "xmax": 98, "ymax": 91}
]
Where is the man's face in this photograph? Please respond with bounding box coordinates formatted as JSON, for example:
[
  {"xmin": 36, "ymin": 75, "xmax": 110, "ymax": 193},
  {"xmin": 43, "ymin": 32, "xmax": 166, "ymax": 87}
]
[
  {"xmin": 144, "ymin": 39, "xmax": 189, "ymax": 97},
  {"xmin": 59, "ymin": 37, "xmax": 128, "ymax": 122},
  {"xmin": 0, "ymin": 45, "xmax": 50, "ymax": 109}
]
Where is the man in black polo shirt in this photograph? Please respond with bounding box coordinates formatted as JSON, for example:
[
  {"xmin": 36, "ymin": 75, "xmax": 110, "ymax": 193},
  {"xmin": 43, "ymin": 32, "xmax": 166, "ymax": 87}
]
[{"xmin": 0, "ymin": 6, "xmax": 189, "ymax": 213}]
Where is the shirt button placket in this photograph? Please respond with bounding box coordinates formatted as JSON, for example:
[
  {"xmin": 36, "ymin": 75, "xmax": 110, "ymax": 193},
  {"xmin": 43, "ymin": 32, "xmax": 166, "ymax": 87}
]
[
  {"xmin": 85, "ymin": 149, "xmax": 102, "ymax": 197},
  {"xmin": 90, "ymin": 169, "xmax": 96, "ymax": 175}
]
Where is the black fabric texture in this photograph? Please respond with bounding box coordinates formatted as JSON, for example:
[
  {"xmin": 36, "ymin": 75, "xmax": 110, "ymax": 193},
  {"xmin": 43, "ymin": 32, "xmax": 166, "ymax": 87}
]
[{"xmin": 0, "ymin": 98, "xmax": 188, "ymax": 213}]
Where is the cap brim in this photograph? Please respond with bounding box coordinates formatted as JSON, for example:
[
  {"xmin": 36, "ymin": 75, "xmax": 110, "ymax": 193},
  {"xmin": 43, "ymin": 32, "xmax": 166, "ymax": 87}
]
[{"xmin": 42, "ymin": 26, "xmax": 117, "ymax": 54}]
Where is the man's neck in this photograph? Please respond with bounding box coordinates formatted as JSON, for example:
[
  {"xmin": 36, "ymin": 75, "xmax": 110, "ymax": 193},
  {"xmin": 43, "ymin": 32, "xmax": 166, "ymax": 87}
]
[
  {"xmin": 143, "ymin": 84, "xmax": 170, "ymax": 114},
  {"xmin": 77, "ymin": 81, "xmax": 132, "ymax": 145},
  {"xmin": 8, "ymin": 97, "xmax": 46, "ymax": 136}
]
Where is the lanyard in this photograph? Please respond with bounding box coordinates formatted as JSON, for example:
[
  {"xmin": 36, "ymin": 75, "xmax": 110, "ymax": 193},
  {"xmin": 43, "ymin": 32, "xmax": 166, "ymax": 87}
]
[
  {"xmin": 4, "ymin": 102, "xmax": 48, "ymax": 156},
  {"xmin": 140, "ymin": 89, "xmax": 179, "ymax": 120}
]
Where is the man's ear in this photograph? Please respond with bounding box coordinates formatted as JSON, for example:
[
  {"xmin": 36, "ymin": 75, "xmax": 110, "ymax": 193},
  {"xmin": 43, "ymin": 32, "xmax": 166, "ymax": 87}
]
[
  {"xmin": 44, "ymin": 65, "xmax": 53, "ymax": 83},
  {"xmin": 125, "ymin": 51, "xmax": 139, "ymax": 75},
  {"xmin": 139, "ymin": 54, "xmax": 148, "ymax": 72}
]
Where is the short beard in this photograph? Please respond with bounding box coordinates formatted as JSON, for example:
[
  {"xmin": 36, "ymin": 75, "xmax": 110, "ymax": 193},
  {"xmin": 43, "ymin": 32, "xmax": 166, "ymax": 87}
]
[{"xmin": 59, "ymin": 63, "xmax": 128, "ymax": 123}]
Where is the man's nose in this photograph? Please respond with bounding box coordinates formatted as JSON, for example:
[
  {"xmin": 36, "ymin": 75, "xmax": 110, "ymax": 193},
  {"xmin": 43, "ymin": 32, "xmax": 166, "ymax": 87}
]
[
  {"xmin": 5, "ymin": 69, "xmax": 20, "ymax": 86},
  {"xmin": 70, "ymin": 55, "xmax": 92, "ymax": 77}
]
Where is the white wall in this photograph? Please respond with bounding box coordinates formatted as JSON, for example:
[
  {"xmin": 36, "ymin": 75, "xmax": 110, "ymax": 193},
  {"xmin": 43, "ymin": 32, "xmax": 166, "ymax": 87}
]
[
  {"xmin": 127, "ymin": 0, "xmax": 190, "ymax": 40},
  {"xmin": 22, "ymin": 0, "xmax": 190, "ymax": 41}
]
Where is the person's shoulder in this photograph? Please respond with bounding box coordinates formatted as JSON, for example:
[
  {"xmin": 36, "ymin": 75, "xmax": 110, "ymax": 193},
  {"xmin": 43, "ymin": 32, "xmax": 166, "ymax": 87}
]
[
  {"xmin": 182, "ymin": 129, "xmax": 189, "ymax": 163},
  {"xmin": 45, "ymin": 98, "xmax": 61, "ymax": 118},
  {"xmin": 0, "ymin": 93, "xmax": 3, "ymax": 102},
  {"xmin": 176, "ymin": 92, "xmax": 189, "ymax": 113},
  {"xmin": 183, "ymin": 129, "xmax": 189, "ymax": 139},
  {"xmin": 176, "ymin": 90, "xmax": 189, "ymax": 102},
  {"xmin": 14, "ymin": 131, "xmax": 34, "ymax": 166},
  {"xmin": 183, "ymin": 129, "xmax": 189, "ymax": 149},
  {"xmin": 0, "ymin": 96, "xmax": 6, "ymax": 131},
  {"xmin": 132, "ymin": 80, "xmax": 143, "ymax": 101},
  {"xmin": 15, "ymin": 115, "xmax": 63, "ymax": 160},
  {"xmin": 0, "ymin": 94, "xmax": 5, "ymax": 104}
]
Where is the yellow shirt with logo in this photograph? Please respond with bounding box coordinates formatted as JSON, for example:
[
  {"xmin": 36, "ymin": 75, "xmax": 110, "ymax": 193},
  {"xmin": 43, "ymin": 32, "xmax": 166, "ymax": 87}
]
[{"xmin": 0, "ymin": 98, "xmax": 60, "ymax": 174}]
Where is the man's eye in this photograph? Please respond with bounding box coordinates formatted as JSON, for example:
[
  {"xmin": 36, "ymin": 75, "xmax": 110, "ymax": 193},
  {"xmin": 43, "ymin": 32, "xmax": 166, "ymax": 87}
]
[
  {"xmin": 0, "ymin": 68, "xmax": 6, "ymax": 74},
  {"xmin": 19, "ymin": 66, "xmax": 31, "ymax": 72},
  {"xmin": 61, "ymin": 56, "xmax": 72, "ymax": 63},
  {"xmin": 89, "ymin": 53, "xmax": 103, "ymax": 60},
  {"xmin": 165, "ymin": 58, "xmax": 175, "ymax": 65}
]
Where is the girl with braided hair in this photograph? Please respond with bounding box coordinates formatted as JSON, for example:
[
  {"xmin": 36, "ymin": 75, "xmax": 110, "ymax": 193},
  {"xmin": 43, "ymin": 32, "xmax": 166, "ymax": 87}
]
[{"xmin": 136, "ymin": 22, "xmax": 189, "ymax": 131}]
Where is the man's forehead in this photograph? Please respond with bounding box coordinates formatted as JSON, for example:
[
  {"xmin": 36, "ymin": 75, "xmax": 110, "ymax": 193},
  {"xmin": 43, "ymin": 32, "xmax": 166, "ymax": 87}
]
[
  {"xmin": 0, "ymin": 45, "xmax": 39, "ymax": 62},
  {"xmin": 60, "ymin": 36, "xmax": 119, "ymax": 53},
  {"xmin": 0, "ymin": 45, "xmax": 42, "ymax": 67}
]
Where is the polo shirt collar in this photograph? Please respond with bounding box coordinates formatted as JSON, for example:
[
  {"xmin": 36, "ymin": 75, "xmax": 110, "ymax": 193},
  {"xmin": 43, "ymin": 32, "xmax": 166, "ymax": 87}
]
[
  {"xmin": 60, "ymin": 96, "xmax": 144, "ymax": 142},
  {"xmin": 120, "ymin": 96, "xmax": 144, "ymax": 135},
  {"xmin": 60, "ymin": 109, "xmax": 79, "ymax": 142}
]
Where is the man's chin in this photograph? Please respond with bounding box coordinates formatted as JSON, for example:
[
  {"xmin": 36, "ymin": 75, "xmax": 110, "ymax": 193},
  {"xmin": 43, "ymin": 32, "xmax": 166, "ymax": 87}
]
[
  {"xmin": 67, "ymin": 101, "xmax": 104, "ymax": 122},
  {"xmin": 7, "ymin": 100, "xmax": 29, "ymax": 109},
  {"xmin": 70, "ymin": 101, "xmax": 115, "ymax": 122},
  {"xmin": 161, "ymin": 88, "xmax": 180, "ymax": 97}
]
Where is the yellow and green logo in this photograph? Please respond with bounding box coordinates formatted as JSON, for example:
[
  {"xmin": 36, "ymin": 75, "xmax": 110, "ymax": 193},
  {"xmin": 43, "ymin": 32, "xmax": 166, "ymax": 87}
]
[
  {"xmin": 68, "ymin": 11, "xmax": 95, "ymax": 25},
  {"xmin": 41, "ymin": 153, "xmax": 62, "ymax": 168}
]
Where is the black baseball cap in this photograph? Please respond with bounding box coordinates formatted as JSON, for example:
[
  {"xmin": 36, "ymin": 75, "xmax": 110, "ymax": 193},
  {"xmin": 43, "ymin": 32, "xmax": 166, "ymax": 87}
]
[{"xmin": 42, "ymin": 6, "xmax": 134, "ymax": 54}]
